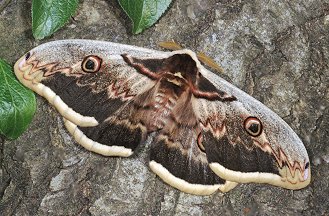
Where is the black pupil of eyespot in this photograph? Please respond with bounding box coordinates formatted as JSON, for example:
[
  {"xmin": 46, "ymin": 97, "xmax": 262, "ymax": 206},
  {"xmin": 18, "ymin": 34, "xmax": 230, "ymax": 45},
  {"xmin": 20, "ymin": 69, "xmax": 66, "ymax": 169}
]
[
  {"xmin": 85, "ymin": 59, "xmax": 95, "ymax": 70},
  {"xmin": 25, "ymin": 52, "xmax": 31, "ymax": 60},
  {"xmin": 305, "ymin": 162, "xmax": 309, "ymax": 169},
  {"xmin": 248, "ymin": 123, "xmax": 259, "ymax": 134}
]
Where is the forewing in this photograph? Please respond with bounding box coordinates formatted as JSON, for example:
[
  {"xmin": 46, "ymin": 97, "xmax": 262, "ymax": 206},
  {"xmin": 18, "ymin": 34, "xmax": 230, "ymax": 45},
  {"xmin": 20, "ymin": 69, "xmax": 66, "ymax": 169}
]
[
  {"xmin": 14, "ymin": 40, "xmax": 168, "ymax": 156},
  {"xmin": 193, "ymin": 65, "xmax": 311, "ymax": 189}
]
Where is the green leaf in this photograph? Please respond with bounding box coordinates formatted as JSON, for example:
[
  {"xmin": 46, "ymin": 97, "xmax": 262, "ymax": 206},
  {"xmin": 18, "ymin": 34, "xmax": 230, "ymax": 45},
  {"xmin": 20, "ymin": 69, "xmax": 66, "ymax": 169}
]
[
  {"xmin": 32, "ymin": 0, "xmax": 79, "ymax": 40},
  {"xmin": 118, "ymin": 0, "xmax": 172, "ymax": 34},
  {"xmin": 0, "ymin": 59, "xmax": 36, "ymax": 139}
]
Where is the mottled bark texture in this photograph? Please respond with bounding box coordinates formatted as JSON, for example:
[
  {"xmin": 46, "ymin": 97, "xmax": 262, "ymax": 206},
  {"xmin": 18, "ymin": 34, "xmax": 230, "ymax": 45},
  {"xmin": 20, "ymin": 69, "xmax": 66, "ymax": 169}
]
[{"xmin": 0, "ymin": 0, "xmax": 328, "ymax": 215}]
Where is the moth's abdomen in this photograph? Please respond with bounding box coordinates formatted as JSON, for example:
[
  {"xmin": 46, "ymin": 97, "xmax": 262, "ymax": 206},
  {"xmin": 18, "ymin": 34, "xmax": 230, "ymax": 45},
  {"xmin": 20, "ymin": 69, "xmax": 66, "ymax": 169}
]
[{"xmin": 150, "ymin": 92, "xmax": 176, "ymax": 130}]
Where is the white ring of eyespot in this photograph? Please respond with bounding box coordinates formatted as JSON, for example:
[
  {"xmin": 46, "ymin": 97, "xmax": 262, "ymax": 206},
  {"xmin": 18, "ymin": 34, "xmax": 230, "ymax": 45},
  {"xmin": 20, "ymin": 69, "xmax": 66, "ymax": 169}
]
[
  {"xmin": 244, "ymin": 116, "xmax": 263, "ymax": 137},
  {"xmin": 81, "ymin": 55, "xmax": 102, "ymax": 73}
]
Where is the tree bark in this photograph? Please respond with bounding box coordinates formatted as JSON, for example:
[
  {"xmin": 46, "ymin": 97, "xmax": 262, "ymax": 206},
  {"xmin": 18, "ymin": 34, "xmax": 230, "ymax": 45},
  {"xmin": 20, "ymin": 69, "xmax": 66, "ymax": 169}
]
[{"xmin": 0, "ymin": 0, "xmax": 328, "ymax": 215}]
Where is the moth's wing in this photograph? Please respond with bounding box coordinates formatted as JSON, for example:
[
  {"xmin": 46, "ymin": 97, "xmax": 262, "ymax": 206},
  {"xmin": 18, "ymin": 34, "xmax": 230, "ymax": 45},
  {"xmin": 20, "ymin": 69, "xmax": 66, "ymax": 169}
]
[
  {"xmin": 194, "ymin": 63, "xmax": 311, "ymax": 190},
  {"xmin": 149, "ymin": 94, "xmax": 238, "ymax": 195},
  {"xmin": 72, "ymin": 83, "xmax": 169, "ymax": 156},
  {"xmin": 61, "ymin": 86, "xmax": 163, "ymax": 156},
  {"xmin": 192, "ymin": 97, "xmax": 280, "ymax": 182},
  {"xmin": 14, "ymin": 40, "xmax": 169, "ymax": 127},
  {"xmin": 63, "ymin": 118, "xmax": 133, "ymax": 157},
  {"xmin": 14, "ymin": 40, "xmax": 169, "ymax": 156}
]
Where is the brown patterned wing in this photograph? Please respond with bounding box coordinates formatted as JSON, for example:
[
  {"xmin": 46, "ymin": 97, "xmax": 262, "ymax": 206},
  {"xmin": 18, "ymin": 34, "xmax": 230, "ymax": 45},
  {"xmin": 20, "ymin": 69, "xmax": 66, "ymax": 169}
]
[
  {"xmin": 192, "ymin": 89, "xmax": 310, "ymax": 190},
  {"xmin": 14, "ymin": 42, "xmax": 164, "ymax": 157}
]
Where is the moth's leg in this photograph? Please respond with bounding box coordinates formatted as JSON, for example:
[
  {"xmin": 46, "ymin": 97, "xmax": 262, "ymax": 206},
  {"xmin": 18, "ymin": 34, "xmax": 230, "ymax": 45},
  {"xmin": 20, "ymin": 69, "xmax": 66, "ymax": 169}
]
[{"xmin": 63, "ymin": 118, "xmax": 133, "ymax": 157}]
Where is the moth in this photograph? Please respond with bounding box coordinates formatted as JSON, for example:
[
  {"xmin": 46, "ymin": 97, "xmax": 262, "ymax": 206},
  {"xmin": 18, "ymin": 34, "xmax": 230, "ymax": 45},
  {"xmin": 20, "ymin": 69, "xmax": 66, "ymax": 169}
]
[{"xmin": 14, "ymin": 40, "xmax": 311, "ymax": 195}]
